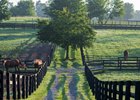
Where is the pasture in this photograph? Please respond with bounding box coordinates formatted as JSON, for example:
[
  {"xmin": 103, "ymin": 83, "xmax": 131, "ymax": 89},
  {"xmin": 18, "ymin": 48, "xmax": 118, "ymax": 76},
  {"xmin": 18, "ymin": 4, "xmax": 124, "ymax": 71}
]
[
  {"xmin": 2, "ymin": 16, "xmax": 48, "ymax": 24},
  {"xmin": 1, "ymin": 27, "xmax": 140, "ymax": 100},
  {"xmin": 95, "ymin": 70, "xmax": 140, "ymax": 81},
  {"xmin": 0, "ymin": 28, "xmax": 37, "ymax": 57},
  {"xmin": 86, "ymin": 29, "xmax": 140, "ymax": 59},
  {"xmin": 0, "ymin": 28, "xmax": 42, "ymax": 73}
]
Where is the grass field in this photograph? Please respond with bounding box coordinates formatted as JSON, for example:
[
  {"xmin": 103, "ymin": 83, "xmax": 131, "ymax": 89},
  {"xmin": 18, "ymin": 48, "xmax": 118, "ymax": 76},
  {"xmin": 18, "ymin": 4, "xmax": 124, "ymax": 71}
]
[
  {"xmin": 86, "ymin": 29, "xmax": 140, "ymax": 59},
  {"xmin": 95, "ymin": 70, "xmax": 140, "ymax": 81},
  {"xmin": 2, "ymin": 16, "xmax": 49, "ymax": 23},
  {"xmin": 0, "ymin": 28, "xmax": 37, "ymax": 58},
  {"xmin": 1, "ymin": 28, "xmax": 140, "ymax": 99}
]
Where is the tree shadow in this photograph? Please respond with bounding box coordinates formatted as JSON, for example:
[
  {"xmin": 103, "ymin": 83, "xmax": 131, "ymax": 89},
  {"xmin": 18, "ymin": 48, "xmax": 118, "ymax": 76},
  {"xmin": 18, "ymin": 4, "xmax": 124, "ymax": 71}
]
[{"xmin": 69, "ymin": 74, "xmax": 79, "ymax": 99}]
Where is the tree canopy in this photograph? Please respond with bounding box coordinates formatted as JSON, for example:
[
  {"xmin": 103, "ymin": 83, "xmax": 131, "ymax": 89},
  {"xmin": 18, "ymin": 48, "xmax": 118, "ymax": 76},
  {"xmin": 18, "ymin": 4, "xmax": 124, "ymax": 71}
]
[
  {"xmin": 10, "ymin": 0, "xmax": 35, "ymax": 16},
  {"xmin": 123, "ymin": 3, "xmax": 134, "ymax": 20},
  {"xmin": 37, "ymin": 0, "xmax": 96, "ymax": 59},
  {"xmin": 0, "ymin": 0, "xmax": 10, "ymax": 21},
  {"xmin": 36, "ymin": 0, "xmax": 47, "ymax": 17},
  {"xmin": 86, "ymin": 0, "xmax": 124, "ymax": 24}
]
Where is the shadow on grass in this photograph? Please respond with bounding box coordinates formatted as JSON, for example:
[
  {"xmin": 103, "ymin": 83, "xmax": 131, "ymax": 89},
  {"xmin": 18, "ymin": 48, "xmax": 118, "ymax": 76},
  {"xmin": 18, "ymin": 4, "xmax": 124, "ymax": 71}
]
[
  {"xmin": 0, "ymin": 34, "xmax": 33, "ymax": 41},
  {"xmin": 69, "ymin": 74, "xmax": 80, "ymax": 100},
  {"xmin": 81, "ymin": 74, "xmax": 93, "ymax": 100},
  {"xmin": 72, "ymin": 61, "xmax": 82, "ymax": 69},
  {"xmin": 45, "ymin": 75, "xmax": 56, "ymax": 100},
  {"xmin": 55, "ymin": 74, "xmax": 68, "ymax": 100}
]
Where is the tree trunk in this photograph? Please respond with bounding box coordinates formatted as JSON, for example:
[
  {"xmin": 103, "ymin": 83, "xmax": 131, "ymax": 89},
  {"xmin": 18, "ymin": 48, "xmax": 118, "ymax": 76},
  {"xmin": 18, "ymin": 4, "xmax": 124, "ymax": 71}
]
[
  {"xmin": 65, "ymin": 46, "xmax": 69, "ymax": 60},
  {"xmin": 80, "ymin": 47, "xmax": 85, "ymax": 65}
]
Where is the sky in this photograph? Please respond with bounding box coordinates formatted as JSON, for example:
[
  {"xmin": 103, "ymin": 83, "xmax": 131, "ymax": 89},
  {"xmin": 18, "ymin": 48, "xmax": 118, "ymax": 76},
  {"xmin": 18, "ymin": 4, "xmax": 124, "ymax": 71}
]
[{"xmin": 9, "ymin": 0, "xmax": 140, "ymax": 10}]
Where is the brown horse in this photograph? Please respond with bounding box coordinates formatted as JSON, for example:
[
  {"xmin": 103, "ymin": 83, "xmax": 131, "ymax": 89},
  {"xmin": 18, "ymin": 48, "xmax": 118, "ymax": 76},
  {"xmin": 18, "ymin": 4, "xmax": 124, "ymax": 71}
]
[
  {"xmin": 124, "ymin": 50, "xmax": 128, "ymax": 60},
  {"xmin": 3, "ymin": 59, "xmax": 26, "ymax": 71},
  {"xmin": 33, "ymin": 59, "xmax": 43, "ymax": 69}
]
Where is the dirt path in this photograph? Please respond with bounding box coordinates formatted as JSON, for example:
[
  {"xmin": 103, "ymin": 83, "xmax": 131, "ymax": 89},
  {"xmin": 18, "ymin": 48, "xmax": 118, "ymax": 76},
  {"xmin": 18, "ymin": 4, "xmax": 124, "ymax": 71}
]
[
  {"xmin": 18, "ymin": 43, "xmax": 94, "ymax": 100},
  {"xmin": 44, "ymin": 67, "xmax": 94, "ymax": 100}
]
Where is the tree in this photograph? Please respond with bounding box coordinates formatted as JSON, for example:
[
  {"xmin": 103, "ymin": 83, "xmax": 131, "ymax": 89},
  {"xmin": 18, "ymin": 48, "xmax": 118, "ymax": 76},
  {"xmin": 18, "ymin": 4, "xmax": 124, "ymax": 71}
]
[
  {"xmin": 10, "ymin": 0, "xmax": 35, "ymax": 16},
  {"xmin": 86, "ymin": 0, "xmax": 124, "ymax": 24},
  {"xmin": 123, "ymin": 3, "xmax": 134, "ymax": 20},
  {"xmin": 37, "ymin": 0, "xmax": 96, "ymax": 60},
  {"xmin": 36, "ymin": 0, "xmax": 47, "ymax": 17},
  {"xmin": 0, "ymin": 0, "xmax": 10, "ymax": 21},
  {"xmin": 44, "ymin": 0, "xmax": 87, "ymax": 18},
  {"xmin": 134, "ymin": 10, "xmax": 140, "ymax": 20}
]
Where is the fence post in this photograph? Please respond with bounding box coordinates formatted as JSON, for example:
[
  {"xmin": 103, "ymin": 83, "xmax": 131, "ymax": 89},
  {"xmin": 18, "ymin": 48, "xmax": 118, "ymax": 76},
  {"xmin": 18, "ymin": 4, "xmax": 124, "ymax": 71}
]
[
  {"xmin": 31, "ymin": 76, "xmax": 34, "ymax": 93},
  {"xmin": 95, "ymin": 79, "xmax": 99, "ymax": 100},
  {"xmin": 22, "ymin": 76, "xmax": 25, "ymax": 99},
  {"xmin": 113, "ymin": 82, "xmax": 117, "ymax": 99},
  {"xmin": 6, "ymin": 72, "xmax": 10, "ymax": 99},
  {"xmin": 37, "ymin": 74, "xmax": 39, "ymax": 88},
  {"xmin": 125, "ymin": 81, "xmax": 131, "ymax": 100},
  {"xmin": 109, "ymin": 82, "xmax": 112, "ymax": 99},
  {"xmin": 12, "ymin": 74, "xmax": 16, "ymax": 99},
  {"xmin": 135, "ymin": 81, "xmax": 140, "ymax": 100},
  {"xmin": 29, "ymin": 76, "xmax": 32, "ymax": 95},
  {"xmin": 104, "ymin": 82, "xmax": 108, "ymax": 99},
  {"xmin": 119, "ymin": 81, "xmax": 123, "ymax": 100},
  {"xmin": 26, "ymin": 76, "xmax": 29, "ymax": 98},
  {"xmin": 0, "ymin": 71, "xmax": 3, "ymax": 100},
  {"xmin": 17, "ymin": 74, "xmax": 21, "ymax": 99}
]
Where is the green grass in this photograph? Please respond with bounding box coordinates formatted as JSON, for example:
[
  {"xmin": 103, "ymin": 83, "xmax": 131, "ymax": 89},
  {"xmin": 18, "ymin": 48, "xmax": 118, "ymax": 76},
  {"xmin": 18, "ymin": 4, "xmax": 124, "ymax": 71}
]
[
  {"xmin": 3, "ymin": 16, "xmax": 49, "ymax": 23},
  {"xmin": 0, "ymin": 28, "xmax": 37, "ymax": 57},
  {"xmin": 86, "ymin": 29, "xmax": 140, "ymax": 59},
  {"xmin": 26, "ymin": 71, "xmax": 56, "ymax": 100},
  {"xmin": 95, "ymin": 70, "xmax": 140, "ymax": 81}
]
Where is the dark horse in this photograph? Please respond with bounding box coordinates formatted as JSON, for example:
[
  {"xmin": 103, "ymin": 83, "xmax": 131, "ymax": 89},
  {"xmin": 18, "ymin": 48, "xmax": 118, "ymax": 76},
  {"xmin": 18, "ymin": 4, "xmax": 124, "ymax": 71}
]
[
  {"xmin": 3, "ymin": 59, "xmax": 26, "ymax": 72},
  {"xmin": 124, "ymin": 50, "xmax": 128, "ymax": 60}
]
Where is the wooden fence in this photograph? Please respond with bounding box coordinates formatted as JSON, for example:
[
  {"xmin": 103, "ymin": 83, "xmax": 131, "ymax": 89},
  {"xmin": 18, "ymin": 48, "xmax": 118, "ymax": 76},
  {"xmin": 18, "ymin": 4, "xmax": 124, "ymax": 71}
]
[
  {"xmin": 0, "ymin": 62, "xmax": 47, "ymax": 100},
  {"xmin": 0, "ymin": 45, "xmax": 55, "ymax": 99},
  {"xmin": 86, "ymin": 57, "xmax": 140, "ymax": 70},
  {"xmin": 85, "ymin": 64, "xmax": 140, "ymax": 100},
  {"xmin": 0, "ymin": 22, "xmax": 37, "ymax": 29},
  {"xmin": 1, "ymin": 20, "xmax": 140, "ymax": 30}
]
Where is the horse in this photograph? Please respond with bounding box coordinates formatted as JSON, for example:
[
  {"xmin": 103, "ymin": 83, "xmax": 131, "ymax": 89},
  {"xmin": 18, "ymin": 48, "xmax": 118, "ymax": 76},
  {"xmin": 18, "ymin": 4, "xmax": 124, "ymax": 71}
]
[
  {"xmin": 33, "ymin": 59, "xmax": 43, "ymax": 70},
  {"xmin": 3, "ymin": 59, "xmax": 26, "ymax": 72},
  {"xmin": 124, "ymin": 50, "xmax": 128, "ymax": 60}
]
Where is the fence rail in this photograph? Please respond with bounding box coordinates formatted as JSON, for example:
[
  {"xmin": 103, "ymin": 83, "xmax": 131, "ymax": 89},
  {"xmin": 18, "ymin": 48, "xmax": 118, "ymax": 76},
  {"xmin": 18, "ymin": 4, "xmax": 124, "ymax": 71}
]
[
  {"xmin": 86, "ymin": 56, "xmax": 140, "ymax": 70},
  {"xmin": 0, "ymin": 62, "xmax": 47, "ymax": 100},
  {"xmin": 0, "ymin": 45, "xmax": 55, "ymax": 99},
  {"xmin": 1, "ymin": 21, "xmax": 140, "ymax": 30},
  {"xmin": 85, "ymin": 64, "xmax": 140, "ymax": 100}
]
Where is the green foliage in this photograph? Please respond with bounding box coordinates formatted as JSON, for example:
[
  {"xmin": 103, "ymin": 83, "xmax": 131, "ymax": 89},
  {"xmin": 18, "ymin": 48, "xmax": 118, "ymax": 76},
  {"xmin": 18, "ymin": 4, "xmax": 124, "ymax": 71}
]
[
  {"xmin": 38, "ymin": 0, "xmax": 96, "ymax": 59},
  {"xmin": 10, "ymin": 0, "xmax": 35, "ymax": 16},
  {"xmin": 36, "ymin": 0, "xmax": 46, "ymax": 17},
  {"xmin": 123, "ymin": 3, "xmax": 134, "ymax": 20},
  {"xmin": 44, "ymin": 0, "xmax": 87, "ymax": 18},
  {"xmin": 0, "ymin": 0, "xmax": 10, "ymax": 21},
  {"xmin": 87, "ymin": 0, "xmax": 124, "ymax": 24}
]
